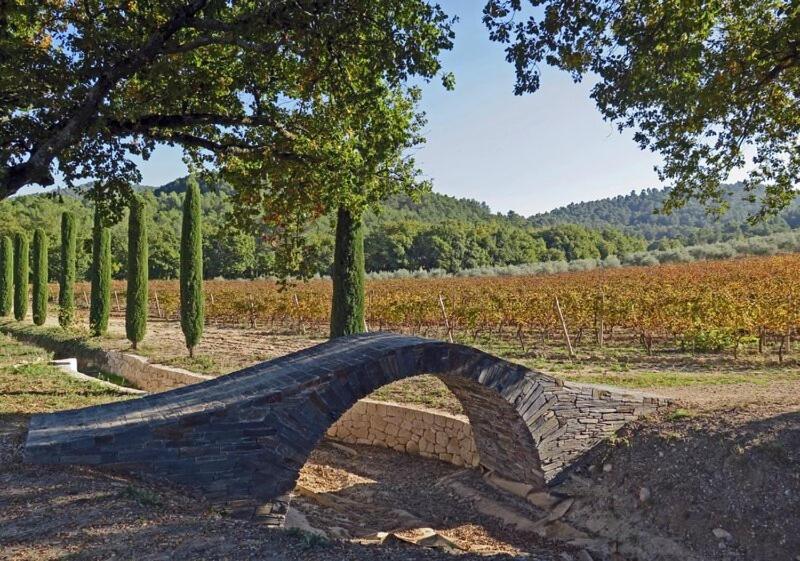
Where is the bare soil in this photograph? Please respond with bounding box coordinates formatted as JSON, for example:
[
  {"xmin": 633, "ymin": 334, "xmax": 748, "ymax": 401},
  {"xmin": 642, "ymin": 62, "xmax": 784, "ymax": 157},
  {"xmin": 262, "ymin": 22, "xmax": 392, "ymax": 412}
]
[
  {"xmin": 3, "ymin": 318, "xmax": 800, "ymax": 560},
  {"xmin": 0, "ymin": 422, "xmax": 568, "ymax": 561}
]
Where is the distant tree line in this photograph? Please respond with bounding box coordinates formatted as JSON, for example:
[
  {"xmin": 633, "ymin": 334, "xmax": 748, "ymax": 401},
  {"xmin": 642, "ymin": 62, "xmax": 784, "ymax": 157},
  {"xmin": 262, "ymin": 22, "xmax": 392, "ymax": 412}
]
[
  {"xmin": 0, "ymin": 180, "xmax": 647, "ymax": 279},
  {"xmin": 527, "ymin": 184, "xmax": 800, "ymax": 246},
  {"xmin": 5, "ymin": 179, "xmax": 800, "ymax": 284}
]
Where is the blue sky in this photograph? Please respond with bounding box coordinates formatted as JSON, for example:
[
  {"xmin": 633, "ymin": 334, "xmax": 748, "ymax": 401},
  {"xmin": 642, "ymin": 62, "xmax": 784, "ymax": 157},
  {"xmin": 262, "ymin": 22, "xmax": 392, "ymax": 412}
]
[
  {"xmin": 33, "ymin": 1, "xmax": 669, "ymax": 216},
  {"xmin": 413, "ymin": 1, "xmax": 664, "ymax": 215}
]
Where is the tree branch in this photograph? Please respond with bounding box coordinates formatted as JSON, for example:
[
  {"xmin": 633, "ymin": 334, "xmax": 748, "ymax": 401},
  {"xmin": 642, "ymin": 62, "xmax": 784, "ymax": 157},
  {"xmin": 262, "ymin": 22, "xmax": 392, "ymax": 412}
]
[
  {"xmin": 1, "ymin": 0, "xmax": 211, "ymax": 199},
  {"xmin": 106, "ymin": 112, "xmax": 298, "ymax": 141},
  {"xmin": 142, "ymin": 130, "xmax": 307, "ymax": 164}
]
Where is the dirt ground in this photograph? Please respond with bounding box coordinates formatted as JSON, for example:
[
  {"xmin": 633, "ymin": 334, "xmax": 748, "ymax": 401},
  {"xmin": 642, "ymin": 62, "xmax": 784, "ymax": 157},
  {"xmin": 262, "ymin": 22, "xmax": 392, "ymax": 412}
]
[
  {"xmin": 3, "ymin": 409, "xmax": 798, "ymax": 561},
  {"xmin": 3, "ymin": 317, "xmax": 800, "ymax": 560}
]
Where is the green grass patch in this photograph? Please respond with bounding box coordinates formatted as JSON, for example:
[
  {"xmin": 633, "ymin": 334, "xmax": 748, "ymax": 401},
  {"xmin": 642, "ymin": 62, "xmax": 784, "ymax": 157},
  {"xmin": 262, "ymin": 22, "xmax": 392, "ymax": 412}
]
[
  {"xmin": 121, "ymin": 485, "xmax": 163, "ymax": 507},
  {"xmin": 0, "ymin": 331, "xmax": 131, "ymax": 415},
  {"xmin": 666, "ymin": 408, "xmax": 695, "ymax": 421},
  {"xmin": 157, "ymin": 353, "xmax": 219, "ymax": 375},
  {"xmin": 370, "ymin": 375, "xmax": 464, "ymax": 415},
  {"xmin": 557, "ymin": 370, "xmax": 800, "ymax": 389}
]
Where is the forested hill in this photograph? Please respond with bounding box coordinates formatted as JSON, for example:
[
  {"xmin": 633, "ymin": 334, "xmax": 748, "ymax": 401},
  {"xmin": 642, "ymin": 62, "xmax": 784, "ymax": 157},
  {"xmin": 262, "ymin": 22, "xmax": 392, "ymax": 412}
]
[
  {"xmin": 1, "ymin": 180, "xmax": 645, "ymax": 280},
  {"xmin": 527, "ymin": 184, "xmax": 800, "ymax": 245},
  {"xmin": 4, "ymin": 179, "xmax": 800, "ymax": 280}
]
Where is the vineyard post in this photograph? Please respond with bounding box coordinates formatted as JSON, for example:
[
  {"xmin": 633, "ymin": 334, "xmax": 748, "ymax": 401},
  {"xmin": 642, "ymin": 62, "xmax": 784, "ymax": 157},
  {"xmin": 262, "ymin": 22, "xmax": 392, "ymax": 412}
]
[
  {"xmin": 554, "ymin": 296, "xmax": 575, "ymax": 360},
  {"xmin": 82, "ymin": 289, "xmax": 89, "ymax": 308},
  {"xmin": 248, "ymin": 293, "xmax": 257, "ymax": 329},
  {"xmin": 292, "ymin": 293, "xmax": 306, "ymax": 334},
  {"xmin": 114, "ymin": 290, "xmax": 121, "ymax": 313},
  {"xmin": 597, "ymin": 291, "xmax": 605, "ymax": 348},
  {"xmin": 153, "ymin": 291, "xmax": 163, "ymax": 319},
  {"xmin": 438, "ymin": 293, "xmax": 454, "ymax": 343}
]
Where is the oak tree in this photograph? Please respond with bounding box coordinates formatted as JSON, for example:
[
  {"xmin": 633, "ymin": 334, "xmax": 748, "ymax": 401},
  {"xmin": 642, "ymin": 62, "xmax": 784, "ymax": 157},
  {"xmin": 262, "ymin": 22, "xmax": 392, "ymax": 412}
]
[{"xmin": 484, "ymin": 0, "xmax": 800, "ymax": 217}]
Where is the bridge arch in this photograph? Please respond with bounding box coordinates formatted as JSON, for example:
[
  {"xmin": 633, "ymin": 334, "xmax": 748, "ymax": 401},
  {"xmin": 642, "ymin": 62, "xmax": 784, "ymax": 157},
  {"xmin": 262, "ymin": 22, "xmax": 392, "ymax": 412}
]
[{"xmin": 25, "ymin": 332, "xmax": 665, "ymax": 525}]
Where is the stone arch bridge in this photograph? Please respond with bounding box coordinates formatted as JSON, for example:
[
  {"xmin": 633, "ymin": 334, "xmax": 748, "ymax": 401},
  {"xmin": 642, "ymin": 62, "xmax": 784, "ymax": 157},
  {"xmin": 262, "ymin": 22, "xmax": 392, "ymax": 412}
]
[{"xmin": 25, "ymin": 333, "xmax": 667, "ymax": 525}]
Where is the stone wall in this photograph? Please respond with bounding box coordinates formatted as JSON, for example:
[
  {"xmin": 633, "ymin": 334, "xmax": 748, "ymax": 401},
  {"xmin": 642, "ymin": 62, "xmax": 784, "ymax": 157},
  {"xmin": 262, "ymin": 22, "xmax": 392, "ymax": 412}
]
[
  {"xmin": 0, "ymin": 322, "xmax": 211, "ymax": 392},
  {"xmin": 327, "ymin": 399, "xmax": 479, "ymax": 467},
  {"xmin": 99, "ymin": 352, "xmax": 211, "ymax": 392}
]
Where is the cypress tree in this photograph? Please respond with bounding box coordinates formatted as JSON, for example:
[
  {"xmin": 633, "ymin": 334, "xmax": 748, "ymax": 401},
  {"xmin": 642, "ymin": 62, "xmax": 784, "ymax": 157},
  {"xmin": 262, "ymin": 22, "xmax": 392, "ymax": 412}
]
[
  {"xmin": 89, "ymin": 210, "xmax": 111, "ymax": 336},
  {"xmin": 31, "ymin": 228, "xmax": 48, "ymax": 326},
  {"xmin": 58, "ymin": 212, "xmax": 77, "ymax": 328},
  {"xmin": 180, "ymin": 176, "xmax": 204, "ymax": 357},
  {"xmin": 0, "ymin": 236, "xmax": 12, "ymax": 316},
  {"xmin": 126, "ymin": 196, "xmax": 148, "ymax": 349},
  {"xmin": 13, "ymin": 233, "xmax": 28, "ymax": 321},
  {"xmin": 330, "ymin": 206, "xmax": 366, "ymax": 338}
]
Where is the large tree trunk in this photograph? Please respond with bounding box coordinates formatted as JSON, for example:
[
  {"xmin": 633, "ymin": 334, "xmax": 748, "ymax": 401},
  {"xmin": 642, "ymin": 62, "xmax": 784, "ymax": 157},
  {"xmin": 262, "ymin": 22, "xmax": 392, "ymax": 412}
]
[{"xmin": 330, "ymin": 206, "xmax": 365, "ymax": 338}]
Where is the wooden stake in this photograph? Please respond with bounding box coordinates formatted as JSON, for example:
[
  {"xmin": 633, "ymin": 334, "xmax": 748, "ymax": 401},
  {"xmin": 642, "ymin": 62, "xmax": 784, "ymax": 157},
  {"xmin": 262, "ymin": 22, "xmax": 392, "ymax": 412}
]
[
  {"xmin": 597, "ymin": 291, "xmax": 605, "ymax": 348},
  {"xmin": 438, "ymin": 293, "xmax": 454, "ymax": 343},
  {"xmin": 153, "ymin": 291, "xmax": 162, "ymax": 319},
  {"xmin": 292, "ymin": 293, "xmax": 306, "ymax": 335},
  {"xmin": 248, "ymin": 293, "xmax": 257, "ymax": 328},
  {"xmin": 114, "ymin": 290, "xmax": 121, "ymax": 313},
  {"xmin": 82, "ymin": 289, "xmax": 89, "ymax": 308},
  {"xmin": 554, "ymin": 296, "xmax": 575, "ymax": 360}
]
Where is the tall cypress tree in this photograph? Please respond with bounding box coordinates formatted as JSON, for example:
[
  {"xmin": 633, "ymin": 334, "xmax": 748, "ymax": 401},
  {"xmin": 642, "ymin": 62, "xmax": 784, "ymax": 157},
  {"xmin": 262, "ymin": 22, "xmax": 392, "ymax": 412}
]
[
  {"xmin": 89, "ymin": 210, "xmax": 111, "ymax": 336},
  {"xmin": 126, "ymin": 196, "xmax": 148, "ymax": 349},
  {"xmin": 330, "ymin": 206, "xmax": 366, "ymax": 338},
  {"xmin": 13, "ymin": 233, "xmax": 28, "ymax": 321},
  {"xmin": 31, "ymin": 228, "xmax": 48, "ymax": 326},
  {"xmin": 58, "ymin": 212, "xmax": 77, "ymax": 328},
  {"xmin": 0, "ymin": 236, "xmax": 12, "ymax": 316},
  {"xmin": 180, "ymin": 176, "xmax": 204, "ymax": 357}
]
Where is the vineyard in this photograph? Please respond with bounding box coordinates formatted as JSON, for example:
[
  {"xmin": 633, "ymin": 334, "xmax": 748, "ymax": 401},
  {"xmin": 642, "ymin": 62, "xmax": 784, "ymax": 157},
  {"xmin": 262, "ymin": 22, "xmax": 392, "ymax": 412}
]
[{"xmin": 64, "ymin": 253, "xmax": 800, "ymax": 357}]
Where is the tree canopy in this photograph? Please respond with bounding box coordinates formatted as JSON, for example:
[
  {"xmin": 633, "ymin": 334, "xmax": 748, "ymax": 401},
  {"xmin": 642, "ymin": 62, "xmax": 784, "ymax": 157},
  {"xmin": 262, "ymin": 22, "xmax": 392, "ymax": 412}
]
[
  {"xmin": 484, "ymin": 0, "xmax": 800, "ymax": 218},
  {"xmin": 0, "ymin": 0, "xmax": 454, "ymax": 211}
]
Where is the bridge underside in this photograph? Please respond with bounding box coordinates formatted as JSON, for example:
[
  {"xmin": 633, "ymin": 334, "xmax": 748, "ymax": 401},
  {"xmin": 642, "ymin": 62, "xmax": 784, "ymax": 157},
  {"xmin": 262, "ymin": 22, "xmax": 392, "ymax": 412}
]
[{"xmin": 24, "ymin": 332, "xmax": 668, "ymax": 525}]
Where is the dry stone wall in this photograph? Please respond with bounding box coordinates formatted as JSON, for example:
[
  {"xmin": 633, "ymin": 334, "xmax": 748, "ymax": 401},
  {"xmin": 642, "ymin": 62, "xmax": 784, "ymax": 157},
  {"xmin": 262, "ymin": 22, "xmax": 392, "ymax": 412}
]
[
  {"xmin": 0, "ymin": 323, "xmax": 210, "ymax": 392},
  {"xmin": 327, "ymin": 399, "xmax": 479, "ymax": 467},
  {"xmin": 99, "ymin": 352, "xmax": 211, "ymax": 392}
]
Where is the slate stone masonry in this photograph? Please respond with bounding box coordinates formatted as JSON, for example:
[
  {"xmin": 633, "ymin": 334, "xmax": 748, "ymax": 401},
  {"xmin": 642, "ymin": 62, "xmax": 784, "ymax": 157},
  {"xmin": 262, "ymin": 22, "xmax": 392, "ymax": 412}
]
[{"xmin": 24, "ymin": 332, "xmax": 669, "ymax": 526}]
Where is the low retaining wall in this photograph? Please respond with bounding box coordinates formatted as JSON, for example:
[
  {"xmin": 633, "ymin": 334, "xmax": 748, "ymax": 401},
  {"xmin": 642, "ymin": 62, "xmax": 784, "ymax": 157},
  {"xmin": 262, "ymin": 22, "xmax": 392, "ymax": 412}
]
[
  {"xmin": 97, "ymin": 352, "xmax": 212, "ymax": 392},
  {"xmin": 0, "ymin": 322, "xmax": 211, "ymax": 392},
  {"xmin": 327, "ymin": 399, "xmax": 479, "ymax": 467}
]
